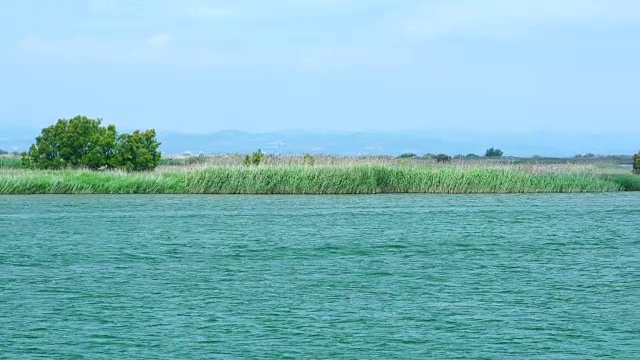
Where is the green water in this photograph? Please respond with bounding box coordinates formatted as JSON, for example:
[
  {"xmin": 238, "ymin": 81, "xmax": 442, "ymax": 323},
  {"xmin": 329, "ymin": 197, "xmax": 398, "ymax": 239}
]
[{"xmin": 1, "ymin": 194, "xmax": 638, "ymax": 359}]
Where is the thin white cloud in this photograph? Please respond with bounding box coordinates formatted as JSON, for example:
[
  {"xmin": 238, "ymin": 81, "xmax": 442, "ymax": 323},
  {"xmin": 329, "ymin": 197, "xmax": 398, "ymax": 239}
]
[
  {"xmin": 88, "ymin": 0, "xmax": 117, "ymax": 12},
  {"xmin": 405, "ymin": 0, "xmax": 640, "ymax": 39},
  {"xmin": 148, "ymin": 33, "xmax": 171, "ymax": 48},
  {"xmin": 300, "ymin": 48, "xmax": 369, "ymax": 71},
  {"xmin": 185, "ymin": 6, "xmax": 235, "ymax": 19},
  {"xmin": 18, "ymin": 35, "xmax": 228, "ymax": 66},
  {"xmin": 298, "ymin": 47, "xmax": 412, "ymax": 72}
]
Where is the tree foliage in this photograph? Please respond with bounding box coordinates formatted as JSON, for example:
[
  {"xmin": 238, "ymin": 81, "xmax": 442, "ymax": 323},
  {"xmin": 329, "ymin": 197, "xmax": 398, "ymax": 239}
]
[
  {"xmin": 22, "ymin": 116, "xmax": 116, "ymax": 170},
  {"xmin": 22, "ymin": 116, "xmax": 161, "ymax": 171},
  {"xmin": 633, "ymin": 151, "xmax": 640, "ymax": 175},
  {"xmin": 484, "ymin": 147, "xmax": 504, "ymax": 158},
  {"xmin": 112, "ymin": 130, "xmax": 162, "ymax": 171}
]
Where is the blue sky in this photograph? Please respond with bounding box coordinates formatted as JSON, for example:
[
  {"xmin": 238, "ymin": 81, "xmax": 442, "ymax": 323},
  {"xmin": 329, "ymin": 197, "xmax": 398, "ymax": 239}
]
[{"xmin": 1, "ymin": 0, "xmax": 639, "ymax": 133}]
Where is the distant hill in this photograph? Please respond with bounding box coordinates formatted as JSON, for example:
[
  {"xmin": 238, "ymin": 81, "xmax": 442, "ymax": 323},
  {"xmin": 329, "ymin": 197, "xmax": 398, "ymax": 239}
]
[
  {"xmin": 155, "ymin": 131, "xmax": 455, "ymax": 157},
  {"xmin": 0, "ymin": 126, "xmax": 37, "ymax": 153},
  {"xmin": 155, "ymin": 130, "xmax": 638, "ymax": 157},
  {"xmin": 1, "ymin": 126, "xmax": 637, "ymax": 157}
]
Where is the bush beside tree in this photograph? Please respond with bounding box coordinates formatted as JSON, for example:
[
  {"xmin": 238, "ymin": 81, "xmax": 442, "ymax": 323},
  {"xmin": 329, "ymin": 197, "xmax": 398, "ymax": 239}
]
[
  {"xmin": 633, "ymin": 151, "xmax": 640, "ymax": 174},
  {"xmin": 112, "ymin": 130, "xmax": 161, "ymax": 171},
  {"xmin": 22, "ymin": 116, "xmax": 161, "ymax": 171}
]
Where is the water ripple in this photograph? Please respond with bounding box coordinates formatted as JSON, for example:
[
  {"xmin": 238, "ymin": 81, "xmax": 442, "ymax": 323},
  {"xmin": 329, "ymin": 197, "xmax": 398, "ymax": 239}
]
[{"xmin": 0, "ymin": 194, "xmax": 638, "ymax": 359}]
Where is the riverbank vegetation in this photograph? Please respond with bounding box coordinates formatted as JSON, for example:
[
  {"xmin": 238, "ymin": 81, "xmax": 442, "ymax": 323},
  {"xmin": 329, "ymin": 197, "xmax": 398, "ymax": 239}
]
[
  {"xmin": 0, "ymin": 156, "xmax": 22, "ymax": 169},
  {"xmin": 1, "ymin": 116, "xmax": 637, "ymax": 194},
  {"xmin": 1, "ymin": 160, "xmax": 638, "ymax": 194}
]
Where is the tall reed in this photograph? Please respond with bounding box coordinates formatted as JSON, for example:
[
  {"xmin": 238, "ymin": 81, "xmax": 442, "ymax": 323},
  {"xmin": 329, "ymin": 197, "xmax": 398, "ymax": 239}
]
[
  {"xmin": 0, "ymin": 165, "xmax": 625, "ymax": 194},
  {"xmin": 0, "ymin": 156, "xmax": 22, "ymax": 169}
]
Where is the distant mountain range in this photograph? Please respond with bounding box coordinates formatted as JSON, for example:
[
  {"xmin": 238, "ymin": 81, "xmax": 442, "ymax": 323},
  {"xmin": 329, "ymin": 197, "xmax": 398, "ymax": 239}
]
[
  {"xmin": 1, "ymin": 126, "xmax": 637, "ymax": 157},
  {"xmin": 155, "ymin": 130, "xmax": 638, "ymax": 157}
]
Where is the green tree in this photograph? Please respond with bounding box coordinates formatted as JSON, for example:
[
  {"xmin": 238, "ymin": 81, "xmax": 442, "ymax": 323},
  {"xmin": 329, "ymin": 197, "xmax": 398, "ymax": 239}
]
[
  {"xmin": 484, "ymin": 147, "xmax": 504, "ymax": 158},
  {"xmin": 22, "ymin": 116, "xmax": 117, "ymax": 170},
  {"xmin": 23, "ymin": 116, "xmax": 161, "ymax": 171},
  {"xmin": 113, "ymin": 130, "xmax": 162, "ymax": 172},
  {"xmin": 633, "ymin": 151, "xmax": 640, "ymax": 175}
]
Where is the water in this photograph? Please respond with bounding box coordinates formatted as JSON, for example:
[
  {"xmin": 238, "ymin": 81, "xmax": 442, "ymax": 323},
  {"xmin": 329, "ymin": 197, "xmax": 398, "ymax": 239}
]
[{"xmin": 1, "ymin": 194, "xmax": 638, "ymax": 359}]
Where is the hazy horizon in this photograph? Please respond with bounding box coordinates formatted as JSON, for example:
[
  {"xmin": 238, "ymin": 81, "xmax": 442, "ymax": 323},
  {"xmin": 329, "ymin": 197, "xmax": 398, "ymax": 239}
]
[{"xmin": 1, "ymin": 125, "xmax": 637, "ymax": 157}]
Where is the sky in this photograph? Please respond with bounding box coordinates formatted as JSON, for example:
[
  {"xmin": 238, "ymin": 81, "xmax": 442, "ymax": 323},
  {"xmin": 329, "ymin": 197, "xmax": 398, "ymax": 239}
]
[{"xmin": 1, "ymin": 0, "xmax": 639, "ymax": 134}]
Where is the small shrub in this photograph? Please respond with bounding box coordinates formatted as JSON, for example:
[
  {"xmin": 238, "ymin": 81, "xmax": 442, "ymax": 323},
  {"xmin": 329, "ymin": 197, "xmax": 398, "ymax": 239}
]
[
  {"xmin": 244, "ymin": 149, "xmax": 264, "ymax": 166},
  {"xmin": 633, "ymin": 151, "xmax": 640, "ymax": 175},
  {"xmin": 303, "ymin": 153, "xmax": 315, "ymax": 165},
  {"xmin": 186, "ymin": 154, "xmax": 208, "ymax": 165},
  {"xmin": 435, "ymin": 154, "xmax": 451, "ymax": 163}
]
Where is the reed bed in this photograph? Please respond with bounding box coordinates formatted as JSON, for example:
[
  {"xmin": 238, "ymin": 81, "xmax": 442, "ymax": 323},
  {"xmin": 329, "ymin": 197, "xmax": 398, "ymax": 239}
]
[
  {"xmin": 156, "ymin": 155, "xmax": 609, "ymax": 173},
  {"xmin": 0, "ymin": 165, "xmax": 627, "ymax": 195},
  {"xmin": 600, "ymin": 174, "xmax": 640, "ymax": 191},
  {"xmin": 0, "ymin": 156, "xmax": 22, "ymax": 170}
]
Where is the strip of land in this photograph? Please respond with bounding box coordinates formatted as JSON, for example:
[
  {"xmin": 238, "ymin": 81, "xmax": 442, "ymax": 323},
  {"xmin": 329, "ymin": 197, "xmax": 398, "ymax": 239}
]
[{"xmin": 0, "ymin": 162, "xmax": 638, "ymax": 194}]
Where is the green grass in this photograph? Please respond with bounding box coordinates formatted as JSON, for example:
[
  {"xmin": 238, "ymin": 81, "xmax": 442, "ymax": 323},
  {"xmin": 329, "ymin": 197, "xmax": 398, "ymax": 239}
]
[
  {"xmin": 0, "ymin": 165, "xmax": 631, "ymax": 195},
  {"xmin": 0, "ymin": 157, "xmax": 23, "ymax": 169},
  {"xmin": 599, "ymin": 174, "xmax": 640, "ymax": 191},
  {"xmin": 158, "ymin": 157, "xmax": 187, "ymax": 166}
]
